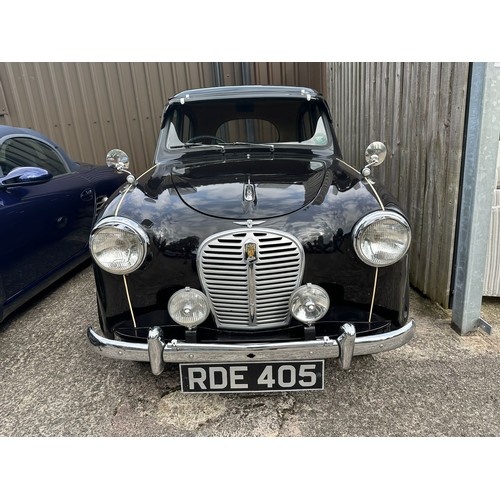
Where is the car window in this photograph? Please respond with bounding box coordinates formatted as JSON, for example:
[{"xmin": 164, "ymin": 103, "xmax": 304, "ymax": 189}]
[
  {"xmin": 216, "ymin": 119, "xmax": 279, "ymax": 143},
  {"xmin": 296, "ymin": 117, "xmax": 329, "ymax": 146},
  {"xmin": 166, "ymin": 109, "xmax": 194, "ymax": 148},
  {"xmin": 163, "ymin": 98, "xmax": 333, "ymax": 150},
  {"xmin": 0, "ymin": 137, "xmax": 69, "ymax": 177}
]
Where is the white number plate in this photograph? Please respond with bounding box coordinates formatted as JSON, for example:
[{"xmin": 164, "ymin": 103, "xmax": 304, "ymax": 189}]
[{"xmin": 180, "ymin": 361, "xmax": 324, "ymax": 393}]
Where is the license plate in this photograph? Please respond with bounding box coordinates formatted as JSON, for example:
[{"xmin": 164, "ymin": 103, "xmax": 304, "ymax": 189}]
[{"xmin": 180, "ymin": 360, "xmax": 324, "ymax": 393}]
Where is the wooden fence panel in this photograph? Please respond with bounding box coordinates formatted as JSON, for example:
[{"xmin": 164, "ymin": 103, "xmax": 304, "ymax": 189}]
[{"xmin": 327, "ymin": 62, "xmax": 469, "ymax": 307}]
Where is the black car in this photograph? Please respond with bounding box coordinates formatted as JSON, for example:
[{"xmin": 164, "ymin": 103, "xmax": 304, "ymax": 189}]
[{"xmin": 87, "ymin": 85, "xmax": 415, "ymax": 393}]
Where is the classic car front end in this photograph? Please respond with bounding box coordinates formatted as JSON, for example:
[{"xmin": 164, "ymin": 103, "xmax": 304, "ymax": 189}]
[{"xmin": 87, "ymin": 85, "xmax": 415, "ymax": 392}]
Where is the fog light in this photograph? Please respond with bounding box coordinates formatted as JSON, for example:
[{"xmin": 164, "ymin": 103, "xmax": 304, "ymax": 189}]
[
  {"xmin": 168, "ymin": 288, "xmax": 210, "ymax": 328},
  {"xmin": 289, "ymin": 284, "xmax": 329, "ymax": 325}
]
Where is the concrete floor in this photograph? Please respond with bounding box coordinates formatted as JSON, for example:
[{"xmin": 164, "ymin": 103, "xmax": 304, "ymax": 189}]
[
  {"xmin": 0, "ymin": 267, "xmax": 500, "ymax": 436},
  {"xmin": 0, "ymin": 263, "xmax": 499, "ymax": 438},
  {"xmin": 1, "ymin": 263, "xmax": 499, "ymax": 498}
]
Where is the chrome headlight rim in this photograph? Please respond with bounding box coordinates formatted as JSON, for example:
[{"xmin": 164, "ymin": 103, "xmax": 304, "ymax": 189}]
[
  {"xmin": 352, "ymin": 210, "xmax": 411, "ymax": 268},
  {"xmin": 90, "ymin": 216, "xmax": 150, "ymax": 275}
]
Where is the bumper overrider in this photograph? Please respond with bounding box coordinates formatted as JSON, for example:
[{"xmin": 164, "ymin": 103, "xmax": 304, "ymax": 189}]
[{"xmin": 87, "ymin": 320, "xmax": 415, "ymax": 375}]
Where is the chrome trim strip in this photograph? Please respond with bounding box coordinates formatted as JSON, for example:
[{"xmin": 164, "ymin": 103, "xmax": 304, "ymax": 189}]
[
  {"xmin": 369, "ymin": 267, "xmax": 378, "ymax": 323},
  {"xmin": 87, "ymin": 320, "xmax": 415, "ymax": 368},
  {"xmin": 123, "ymin": 276, "xmax": 137, "ymax": 328},
  {"xmin": 245, "ymin": 238, "xmax": 257, "ymax": 325},
  {"xmin": 365, "ymin": 178, "xmax": 385, "ymax": 211}
]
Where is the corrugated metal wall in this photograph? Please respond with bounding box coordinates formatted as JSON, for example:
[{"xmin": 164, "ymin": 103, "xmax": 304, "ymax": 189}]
[
  {"xmin": 215, "ymin": 62, "xmax": 326, "ymax": 95},
  {"xmin": 0, "ymin": 62, "xmax": 215, "ymax": 173},
  {"xmin": 0, "ymin": 62, "xmax": 325, "ymax": 175},
  {"xmin": 327, "ymin": 62, "xmax": 470, "ymax": 307}
]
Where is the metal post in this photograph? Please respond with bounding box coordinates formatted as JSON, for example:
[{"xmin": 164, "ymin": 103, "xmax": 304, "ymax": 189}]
[{"xmin": 452, "ymin": 62, "xmax": 500, "ymax": 335}]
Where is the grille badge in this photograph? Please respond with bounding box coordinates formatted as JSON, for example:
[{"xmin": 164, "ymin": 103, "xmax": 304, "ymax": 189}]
[{"xmin": 244, "ymin": 241, "xmax": 257, "ymax": 263}]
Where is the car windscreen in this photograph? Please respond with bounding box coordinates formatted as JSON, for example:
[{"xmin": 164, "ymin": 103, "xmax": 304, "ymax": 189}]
[{"xmin": 163, "ymin": 98, "xmax": 332, "ymax": 149}]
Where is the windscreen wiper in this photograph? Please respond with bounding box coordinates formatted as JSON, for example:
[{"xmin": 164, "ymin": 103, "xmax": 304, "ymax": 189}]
[
  {"xmin": 225, "ymin": 142, "xmax": 275, "ymax": 151},
  {"xmin": 171, "ymin": 143, "xmax": 225, "ymax": 151}
]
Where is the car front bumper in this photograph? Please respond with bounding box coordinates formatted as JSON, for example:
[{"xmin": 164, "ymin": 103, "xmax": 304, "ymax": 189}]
[{"xmin": 87, "ymin": 320, "xmax": 415, "ymax": 375}]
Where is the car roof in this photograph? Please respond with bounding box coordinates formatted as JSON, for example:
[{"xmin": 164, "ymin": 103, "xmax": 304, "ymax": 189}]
[
  {"xmin": 0, "ymin": 125, "xmax": 56, "ymax": 144},
  {"xmin": 168, "ymin": 85, "xmax": 323, "ymax": 103}
]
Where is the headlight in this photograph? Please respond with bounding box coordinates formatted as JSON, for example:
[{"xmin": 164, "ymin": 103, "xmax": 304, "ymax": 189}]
[
  {"xmin": 168, "ymin": 288, "xmax": 210, "ymax": 328},
  {"xmin": 289, "ymin": 284, "xmax": 330, "ymax": 325},
  {"xmin": 90, "ymin": 217, "xmax": 149, "ymax": 275},
  {"xmin": 352, "ymin": 211, "xmax": 411, "ymax": 267}
]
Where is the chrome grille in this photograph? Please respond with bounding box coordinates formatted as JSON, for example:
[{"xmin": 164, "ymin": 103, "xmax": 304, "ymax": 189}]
[{"xmin": 198, "ymin": 229, "xmax": 304, "ymax": 330}]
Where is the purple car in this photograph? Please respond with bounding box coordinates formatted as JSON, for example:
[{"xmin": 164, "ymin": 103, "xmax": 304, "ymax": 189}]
[{"xmin": 0, "ymin": 125, "xmax": 126, "ymax": 322}]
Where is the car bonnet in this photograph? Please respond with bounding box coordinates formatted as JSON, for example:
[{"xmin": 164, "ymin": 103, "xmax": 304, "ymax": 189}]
[{"xmin": 170, "ymin": 157, "xmax": 328, "ymax": 219}]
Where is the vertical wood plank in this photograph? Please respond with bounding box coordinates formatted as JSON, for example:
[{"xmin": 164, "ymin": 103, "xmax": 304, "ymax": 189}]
[{"xmin": 326, "ymin": 62, "xmax": 469, "ymax": 307}]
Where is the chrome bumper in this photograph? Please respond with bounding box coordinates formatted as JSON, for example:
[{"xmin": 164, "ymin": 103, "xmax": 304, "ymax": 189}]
[{"xmin": 87, "ymin": 320, "xmax": 415, "ymax": 375}]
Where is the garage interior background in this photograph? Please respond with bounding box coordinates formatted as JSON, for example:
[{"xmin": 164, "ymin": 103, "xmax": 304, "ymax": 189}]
[{"xmin": 0, "ymin": 61, "xmax": 498, "ymax": 327}]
